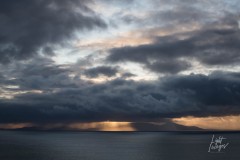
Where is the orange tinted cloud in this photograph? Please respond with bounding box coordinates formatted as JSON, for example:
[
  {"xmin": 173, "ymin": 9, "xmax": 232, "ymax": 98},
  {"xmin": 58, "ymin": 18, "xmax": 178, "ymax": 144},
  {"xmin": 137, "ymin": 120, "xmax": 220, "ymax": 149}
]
[
  {"xmin": 173, "ymin": 115, "xmax": 240, "ymax": 130},
  {"xmin": 77, "ymin": 35, "xmax": 153, "ymax": 50},
  {"xmin": 76, "ymin": 22, "xmax": 201, "ymax": 51}
]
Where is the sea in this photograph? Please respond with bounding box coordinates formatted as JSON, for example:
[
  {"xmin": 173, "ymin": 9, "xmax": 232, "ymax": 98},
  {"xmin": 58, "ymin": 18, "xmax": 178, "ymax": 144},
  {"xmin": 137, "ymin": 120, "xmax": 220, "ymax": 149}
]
[{"xmin": 0, "ymin": 131, "xmax": 239, "ymax": 160}]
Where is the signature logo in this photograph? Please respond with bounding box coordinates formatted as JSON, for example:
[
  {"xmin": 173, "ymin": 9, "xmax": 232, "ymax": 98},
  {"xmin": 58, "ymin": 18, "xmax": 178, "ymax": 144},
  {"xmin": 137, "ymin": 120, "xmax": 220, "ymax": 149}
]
[{"xmin": 208, "ymin": 134, "xmax": 229, "ymax": 153}]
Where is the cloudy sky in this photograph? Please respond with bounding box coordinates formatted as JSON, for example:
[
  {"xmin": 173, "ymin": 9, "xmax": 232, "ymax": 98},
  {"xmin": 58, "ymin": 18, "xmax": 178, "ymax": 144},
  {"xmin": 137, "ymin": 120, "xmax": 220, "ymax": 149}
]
[{"xmin": 0, "ymin": 0, "xmax": 240, "ymax": 131}]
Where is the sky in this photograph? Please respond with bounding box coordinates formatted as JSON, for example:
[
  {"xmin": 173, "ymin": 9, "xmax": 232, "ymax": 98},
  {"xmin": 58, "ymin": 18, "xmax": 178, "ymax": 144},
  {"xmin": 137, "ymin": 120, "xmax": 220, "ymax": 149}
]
[{"xmin": 0, "ymin": 0, "xmax": 240, "ymax": 131}]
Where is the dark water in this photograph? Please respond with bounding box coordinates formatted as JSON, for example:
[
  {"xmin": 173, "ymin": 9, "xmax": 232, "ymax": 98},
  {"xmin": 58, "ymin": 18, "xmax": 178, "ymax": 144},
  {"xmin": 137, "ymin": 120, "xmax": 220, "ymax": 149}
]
[{"xmin": 0, "ymin": 131, "xmax": 239, "ymax": 160}]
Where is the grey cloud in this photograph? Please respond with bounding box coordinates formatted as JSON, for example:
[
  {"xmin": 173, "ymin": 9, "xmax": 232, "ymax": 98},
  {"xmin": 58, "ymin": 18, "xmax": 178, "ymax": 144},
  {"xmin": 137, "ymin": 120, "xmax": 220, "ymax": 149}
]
[
  {"xmin": 121, "ymin": 72, "xmax": 136, "ymax": 78},
  {"xmin": 100, "ymin": 0, "xmax": 135, "ymax": 4},
  {"xmin": 0, "ymin": 0, "xmax": 106, "ymax": 63},
  {"xmin": 107, "ymin": 18, "xmax": 240, "ymax": 73},
  {"xmin": 84, "ymin": 66, "xmax": 119, "ymax": 78},
  {"xmin": 116, "ymin": 0, "xmax": 221, "ymax": 29},
  {"xmin": 151, "ymin": 5, "xmax": 207, "ymax": 26},
  {"xmin": 0, "ymin": 71, "xmax": 240, "ymax": 124},
  {"xmin": 146, "ymin": 59, "xmax": 191, "ymax": 74},
  {"xmin": 0, "ymin": 57, "xmax": 84, "ymax": 91}
]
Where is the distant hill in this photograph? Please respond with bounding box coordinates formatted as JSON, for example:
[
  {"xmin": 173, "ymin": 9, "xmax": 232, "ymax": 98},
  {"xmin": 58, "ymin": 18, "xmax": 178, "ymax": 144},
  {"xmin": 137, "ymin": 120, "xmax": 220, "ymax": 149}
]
[{"xmin": 131, "ymin": 121, "xmax": 203, "ymax": 131}]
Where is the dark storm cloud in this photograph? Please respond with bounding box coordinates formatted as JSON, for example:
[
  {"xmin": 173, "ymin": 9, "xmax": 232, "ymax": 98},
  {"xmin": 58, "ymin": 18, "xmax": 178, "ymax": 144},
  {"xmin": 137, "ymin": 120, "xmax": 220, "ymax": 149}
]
[
  {"xmin": 107, "ymin": 18, "xmax": 240, "ymax": 73},
  {"xmin": 84, "ymin": 66, "xmax": 119, "ymax": 78},
  {"xmin": 160, "ymin": 72, "xmax": 240, "ymax": 114},
  {"xmin": 0, "ymin": 69, "xmax": 240, "ymax": 124},
  {"xmin": 0, "ymin": 57, "xmax": 84, "ymax": 91},
  {"xmin": 146, "ymin": 59, "xmax": 191, "ymax": 74},
  {"xmin": 0, "ymin": 0, "xmax": 106, "ymax": 63}
]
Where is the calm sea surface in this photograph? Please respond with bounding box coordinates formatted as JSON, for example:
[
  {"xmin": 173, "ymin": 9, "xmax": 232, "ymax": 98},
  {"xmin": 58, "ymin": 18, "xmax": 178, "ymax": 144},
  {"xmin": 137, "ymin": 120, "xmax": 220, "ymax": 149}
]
[{"xmin": 0, "ymin": 131, "xmax": 239, "ymax": 160}]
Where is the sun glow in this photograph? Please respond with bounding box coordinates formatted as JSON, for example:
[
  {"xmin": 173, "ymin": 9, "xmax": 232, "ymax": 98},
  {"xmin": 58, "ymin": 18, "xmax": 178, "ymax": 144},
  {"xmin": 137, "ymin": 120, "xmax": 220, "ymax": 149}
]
[{"xmin": 67, "ymin": 121, "xmax": 135, "ymax": 131}]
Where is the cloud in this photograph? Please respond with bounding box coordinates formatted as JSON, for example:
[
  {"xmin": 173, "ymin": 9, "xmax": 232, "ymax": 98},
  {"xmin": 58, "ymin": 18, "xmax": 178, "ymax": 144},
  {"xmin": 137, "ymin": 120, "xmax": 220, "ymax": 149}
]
[
  {"xmin": 146, "ymin": 59, "xmax": 191, "ymax": 74},
  {"xmin": 0, "ymin": 0, "xmax": 240, "ymax": 130},
  {"xmin": 0, "ymin": 57, "xmax": 82, "ymax": 91},
  {"xmin": 113, "ymin": 0, "xmax": 229, "ymax": 30},
  {"xmin": 84, "ymin": 66, "xmax": 119, "ymax": 78},
  {"xmin": 0, "ymin": 65, "xmax": 240, "ymax": 124},
  {"xmin": 107, "ymin": 17, "xmax": 240, "ymax": 73},
  {"xmin": 0, "ymin": 0, "xmax": 106, "ymax": 63},
  {"xmin": 150, "ymin": 5, "xmax": 207, "ymax": 26},
  {"xmin": 160, "ymin": 71, "xmax": 240, "ymax": 114},
  {"xmin": 121, "ymin": 72, "xmax": 136, "ymax": 78},
  {"xmin": 173, "ymin": 115, "xmax": 240, "ymax": 130}
]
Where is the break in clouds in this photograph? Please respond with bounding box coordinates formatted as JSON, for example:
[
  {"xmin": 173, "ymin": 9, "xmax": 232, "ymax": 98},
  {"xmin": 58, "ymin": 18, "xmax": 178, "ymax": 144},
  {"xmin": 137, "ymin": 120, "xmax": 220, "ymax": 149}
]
[{"xmin": 0, "ymin": 0, "xmax": 240, "ymax": 129}]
